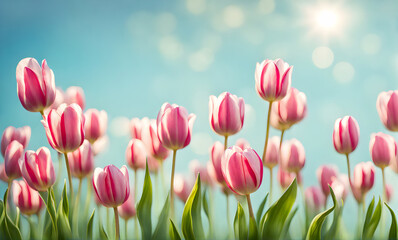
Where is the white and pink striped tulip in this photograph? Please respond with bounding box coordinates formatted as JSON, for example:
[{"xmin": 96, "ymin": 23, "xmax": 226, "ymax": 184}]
[
  {"xmin": 369, "ymin": 132, "xmax": 397, "ymax": 168},
  {"xmin": 333, "ymin": 116, "xmax": 360, "ymax": 155},
  {"xmin": 377, "ymin": 91, "xmax": 398, "ymax": 131},
  {"xmin": 117, "ymin": 187, "xmax": 136, "ymax": 220},
  {"xmin": 125, "ymin": 139, "xmax": 147, "ymax": 171},
  {"xmin": 316, "ymin": 165, "xmax": 338, "ymax": 196},
  {"xmin": 210, "ymin": 141, "xmax": 225, "ymax": 185},
  {"xmin": 12, "ymin": 180, "xmax": 44, "ymax": 216},
  {"xmin": 1, "ymin": 126, "xmax": 31, "ymax": 157},
  {"xmin": 141, "ymin": 118, "xmax": 170, "ymax": 161},
  {"xmin": 4, "ymin": 141, "xmax": 23, "ymax": 180},
  {"xmin": 277, "ymin": 167, "xmax": 302, "ymax": 190},
  {"xmin": 305, "ymin": 186, "xmax": 325, "ymax": 213},
  {"xmin": 84, "ymin": 109, "xmax": 108, "ymax": 144},
  {"xmin": 67, "ymin": 140, "xmax": 94, "ymax": 179},
  {"xmin": 263, "ymin": 136, "xmax": 280, "ymax": 169},
  {"xmin": 130, "ymin": 118, "xmax": 144, "ymax": 140},
  {"xmin": 280, "ymin": 139, "xmax": 305, "ymax": 173},
  {"xmin": 174, "ymin": 174, "xmax": 193, "ymax": 203},
  {"xmin": 0, "ymin": 163, "xmax": 9, "ymax": 183},
  {"xmin": 66, "ymin": 86, "xmax": 85, "ymax": 110},
  {"xmin": 353, "ymin": 161, "xmax": 375, "ymax": 195}
]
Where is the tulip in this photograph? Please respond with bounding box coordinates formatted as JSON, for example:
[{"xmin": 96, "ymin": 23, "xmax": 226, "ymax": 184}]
[
  {"xmin": 369, "ymin": 132, "xmax": 397, "ymax": 168},
  {"xmin": 12, "ymin": 180, "xmax": 44, "ymax": 216},
  {"xmin": 376, "ymin": 90, "xmax": 398, "ymax": 131},
  {"xmin": 16, "ymin": 58, "xmax": 56, "ymax": 113},
  {"xmin": 20, "ymin": 147, "xmax": 55, "ymax": 192},
  {"xmin": 1, "ymin": 126, "xmax": 31, "ymax": 157},
  {"xmin": 316, "ymin": 165, "xmax": 338, "ymax": 197},
  {"xmin": 270, "ymin": 88, "xmax": 307, "ymax": 130},
  {"xmin": 210, "ymin": 141, "xmax": 225, "ymax": 185},
  {"xmin": 141, "ymin": 118, "xmax": 169, "ymax": 161},
  {"xmin": 66, "ymin": 86, "xmax": 85, "ymax": 110},
  {"xmin": 42, "ymin": 103, "xmax": 85, "ymax": 194},
  {"xmin": 189, "ymin": 160, "xmax": 214, "ymax": 187},
  {"xmin": 93, "ymin": 165, "xmax": 130, "ymax": 240},
  {"xmin": 174, "ymin": 174, "xmax": 193, "ymax": 203},
  {"xmin": 92, "ymin": 135, "xmax": 109, "ymax": 156},
  {"xmin": 331, "ymin": 175, "xmax": 349, "ymax": 202},
  {"xmin": 147, "ymin": 155, "xmax": 160, "ymax": 173},
  {"xmin": 84, "ymin": 109, "xmax": 108, "ymax": 144},
  {"xmin": 386, "ymin": 184, "xmax": 393, "ymax": 203},
  {"xmin": 125, "ymin": 139, "xmax": 147, "ymax": 171},
  {"xmin": 67, "ymin": 140, "xmax": 94, "ymax": 179},
  {"xmin": 209, "ymin": 92, "xmax": 245, "ymax": 139},
  {"xmin": 263, "ymin": 136, "xmax": 280, "ymax": 169},
  {"xmin": 221, "ymin": 146, "xmax": 263, "ymax": 221},
  {"xmin": 0, "ymin": 163, "xmax": 9, "ymax": 183},
  {"xmin": 305, "ymin": 186, "xmax": 325, "ymax": 214},
  {"xmin": 352, "ymin": 161, "xmax": 375, "ymax": 201},
  {"xmin": 4, "ymin": 140, "xmax": 23, "ymax": 180},
  {"xmin": 130, "ymin": 118, "xmax": 144, "ymax": 140},
  {"xmin": 235, "ymin": 138, "xmax": 250, "ymax": 150},
  {"xmin": 44, "ymin": 87, "xmax": 65, "ymax": 115},
  {"xmin": 280, "ymin": 139, "xmax": 305, "ymax": 174},
  {"xmin": 277, "ymin": 167, "xmax": 302, "ymax": 190}
]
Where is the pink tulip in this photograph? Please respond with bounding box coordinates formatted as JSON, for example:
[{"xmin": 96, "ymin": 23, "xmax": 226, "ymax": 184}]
[
  {"xmin": 141, "ymin": 118, "xmax": 170, "ymax": 161},
  {"xmin": 4, "ymin": 141, "xmax": 23, "ymax": 180},
  {"xmin": 353, "ymin": 162, "xmax": 375, "ymax": 195},
  {"xmin": 270, "ymin": 88, "xmax": 307, "ymax": 130},
  {"xmin": 147, "ymin": 156, "xmax": 160, "ymax": 173},
  {"xmin": 1, "ymin": 126, "xmax": 31, "ymax": 157},
  {"xmin": 117, "ymin": 188, "xmax": 136, "ymax": 220},
  {"xmin": 174, "ymin": 174, "xmax": 193, "ymax": 203},
  {"xmin": 209, "ymin": 92, "xmax": 245, "ymax": 137},
  {"xmin": 331, "ymin": 175, "xmax": 349, "ymax": 201},
  {"xmin": 92, "ymin": 135, "xmax": 109, "ymax": 156},
  {"xmin": 280, "ymin": 139, "xmax": 305, "ymax": 173},
  {"xmin": 316, "ymin": 165, "xmax": 338, "ymax": 196},
  {"xmin": 16, "ymin": 58, "xmax": 56, "ymax": 112},
  {"xmin": 12, "ymin": 180, "xmax": 44, "ymax": 216},
  {"xmin": 125, "ymin": 139, "xmax": 147, "ymax": 171},
  {"xmin": 263, "ymin": 136, "xmax": 280, "ymax": 169},
  {"xmin": 277, "ymin": 167, "xmax": 302, "ymax": 189},
  {"xmin": 189, "ymin": 160, "xmax": 214, "ymax": 187},
  {"xmin": 67, "ymin": 140, "xmax": 94, "ymax": 179},
  {"xmin": 333, "ymin": 116, "xmax": 360, "ymax": 155},
  {"xmin": 369, "ymin": 132, "xmax": 397, "ymax": 168},
  {"xmin": 84, "ymin": 109, "xmax": 108, "ymax": 144},
  {"xmin": 221, "ymin": 146, "xmax": 263, "ymax": 195},
  {"xmin": 305, "ymin": 186, "xmax": 325, "ymax": 213},
  {"xmin": 20, "ymin": 147, "xmax": 55, "ymax": 191},
  {"xmin": 42, "ymin": 103, "xmax": 85, "ymax": 153},
  {"xmin": 210, "ymin": 141, "xmax": 225, "ymax": 184},
  {"xmin": 255, "ymin": 59, "xmax": 292, "ymax": 102},
  {"xmin": 377, "ymin": 91, "xmax": 398, "ymax": 131},
  {"xmin": 157, "ymin": 103, "xmax": 196, "ymax": 150},
  {"xmin": 0, "ymin": 163, "xmax": 9, "ymax": 183},
  {"xmin": 386, "ymin": 184, "xmax": 393, "ymax": 203},
  {"xmin": 130, "ymin": 118, "xmax": 144, "ymax": 140},
  {"xmin": 92, "ymin": 165, "xmax": 130, "ymax": 207},
  {"xmin": 235, "ymin": 138, "xmax": 250, "ymax": 150},
  {"xmin": 44, "ymin": 87, "xmax": 65, "ymax": 115},
  {"xmin": 66, "ymin": 86, "xmax": 85, "ymax": 110}
]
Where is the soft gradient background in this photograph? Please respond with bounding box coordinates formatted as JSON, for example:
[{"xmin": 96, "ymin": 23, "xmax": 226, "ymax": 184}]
[{"xmin": 1, "ymin": 0, "xmax": 398, "ymax": 238}]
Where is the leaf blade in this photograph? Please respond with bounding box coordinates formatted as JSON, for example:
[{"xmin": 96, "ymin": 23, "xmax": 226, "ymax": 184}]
[{"xmin": 137, "ymin": 163, "xmax": 153, "ymax": 240}]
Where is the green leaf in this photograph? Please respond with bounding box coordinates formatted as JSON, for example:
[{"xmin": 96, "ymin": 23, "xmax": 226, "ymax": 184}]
[
  {"xmin": 385, "ymin": 202, "xmax": 398, "ymax": 240},
  {"xmin": 362, "ymin": 197, "xmax": 382, "ymax": 240},
  {"xmin": 39, "ymin": 188, "xmax": 57, "ymax": 237},
  {"xmin": 234, "ymin": 203, "xmax": 247, "ymax": 240},
  {"xmin": 169, "ymin": 219, "xmax": 181, "ymax": 240},
  {"xmin": 27, "ymin": 216, "xmax": 39, "ymax": 240},
  {"xmin": 248, "ymin": 216, "xmax": 258, "ymax": 240},
  {"xmin": 305, "ymin": 186, "xmax": 337, "ymax": 240},
  {"xmin": 260, "ymin": 178, "xmax": 297, "ymax": 240},
  {"xmin": 256, "ymin": 193, "xmax": 268, "ymax": 226},
  {"xmin": 99, "ymin": 223, "xmax": 109, "ymax": 240},
  {"xmin": 15, "ymin": 208, "xmax": 20, "ymax": 228},
  {"xmin": 281, "ymin": 207, "xmax": 298, "ymax": 240},
  {"xmin": 137, "ymin": 163, "xmax": 153, "ymax": 240},
  {"xmin": 182, "ymin": 174, "xmax": 205, "ymax": 240},
  {"xmin": 325, "ymin": 200, "xmax": 343, "ymax": 240},
  {"xmin": 87, "ymin": 209, "xmax": 95, "ymax": 240},
  {"xmin": 363, "ymin": 197, "xmax": 375, "ymax": 230},
  {"xmin": 56, "ymin": 182, "xmax": 72, "ymax": 240},
  {"xmin": 2, "ymin": 189, "xmax": 22, "ymax": 240},
  {"xmin": 152, "ymin": 195, "xmax": 170, "ymax": 240},
  {"xmin": 202, "ymin": 190, "xmax": 210, "ymax": 223}
]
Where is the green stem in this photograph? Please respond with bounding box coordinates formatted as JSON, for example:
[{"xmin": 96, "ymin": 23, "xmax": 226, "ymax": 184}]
[
  {"xmin": 83, "ymin": 176, "xmax": 93, "ymax": 219},
  {"xmin": 269, "ymin": 167, "xmax": 273, "ymax": 204},
  {"xmin": 170, "ymin": 150, "xmax": 177, "ymax": 219},
  {"xmin": 107, "ymin": 207, "xmax": 111, "ymax": 236},
  {"xmin": 381, "ymin": 167, "xmax": 386, "ymax": 201},
  {"xmin": 134, "ymin": 216, "xmax": 139, "ymax": 239},
  {"xmin": 159, "ymin": 160, "xmax": 166, "ymax": 197},
  {"xmin": 73, "ymin": 178, "xmax": 83, "ymax": 237},
  {"xmin": 63, "ymin": 153, "xmax": 74, "ymax": 198},
  {"xmin": 113, "ymin": 207, "xmax": 120, "ymax": 240},
  {"xmin": 226, "ymin": 193, "xmax": 231, "ymax": 238},
  {"xmin": 125, "ymin": 219, "xmax": 128, "ymax": 240},
  {"xmin": 224, "ymin": 135, "xmax": 228, "ymax": 150},
  {"xmin": 345, "ymin": 154, "xmax": 352, "ymax": 186},
  {"xmin": 246, "ymin": 194, "xmax": 255, "ymax": 220},
  {"xmin": 134, "ymin": 169, "xmax": 138, "ymax": 200},
  {"xmin": 262, "ymin": 101, "xmax": 273, "ymax": 163}
]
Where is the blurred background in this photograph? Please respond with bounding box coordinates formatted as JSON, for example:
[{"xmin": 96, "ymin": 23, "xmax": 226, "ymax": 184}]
[{"xmin": 1, "ymin": 0, "xmax": 398, "ymax": 237}]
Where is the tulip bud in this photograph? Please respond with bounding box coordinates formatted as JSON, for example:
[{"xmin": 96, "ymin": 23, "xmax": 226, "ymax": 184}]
[
  {"xmin": 0, "ymin": 163, "xmax": 9, "ymax": 183},
  {"xmin": 263, "ymin": 136, "xmax": 280, "ymax": 169},
  {"xmin": 42, "ymin": 103, "xmax": 85, "ymax": 153},
  {"xmin": 277, "ymin": 167, "xmax": 302, "ymax": 190},
  {"xmin": 316, "ymin": 165, "xmax": 338, "ymax": 196},
  {"xmin": 377, "ymin": 91, "xmax": 398, "ymax": 131},
  {"xmin": 280, "ymin": 139, "xmax": 305, "ymax": 173},
  {"xmin": 333, "ymin": 116, "xmax": 360, "ymax": 155},
  {"xmin": 189, "ymin": 160, "xmax": 213, "ymax": 187},
  {"xmin": 125, "ymin": 139, "xmax": 147, "ymax": 171},
  {"xmin": 12, "ymin": 180, "xmax": 44, "ymax": 216},
  {"xmin": 386, "ymin": 184, "xmax": 393, "ymax": 203},
  {"xmin": 84, "ymin": 109, "xmax": 108, "ymax": 144},
  {"xmin": 270, "ymin": 88, "xmax": 307, "ymax": 130},
  {"xmin": 67, "ymin": 140, "xmax": 94, "ymax": 179},
  {"xmin": 20, "ymin": 147, "xmax": 55, "ymax": 191},
  {"xmin": 353, "ymin": 161, "xmax": 375, "ymax": 195},
  {"xmin": 66, "ymin": 86, "xmax": 85, "ymax": 110},
  {"xmin": 331, "ymin": 175, "xmax": 349, "ymax": 202},
  {"xmin": 305, "ymin": 186, "xmax": 325, "ymax": 213},
  {"xmin": 141, "ymin": 118, "xmax": 170, "ymax": 161},
  {"xmin": 1, "ymin": 126, "xmax": 31, "ymax": 157},
  {"xmin": 174, "ymin": 174, "xmax": 193, "ymax": 203},
  {"xmin": 235, "ymin": 138, "xmax": 250, "ymax": 150},
  {"xmin": 157, "ymin": 103, "xmax": 196, "ymax": 150},
  {"xmin": 369, "ymin": 132, "xmax": 397, "ymax": 168},
  {"xmin": 117, "ymin": 188, "xmax": 136, "ymax": 220},
  {"xmin": 147, "ymin": 156, "xmax": 160, "ymax": 173},
  {"xmin": 130, "ymin": 118, "xmax": 144, "ymax": 140},
  {"xmin": 221, "ymin": 146, "xmax": 263, "ymax": 195},
  {"xmin": 92, "ymin": 165, "xmax": 130, "ymax": 207},
  {"xmin": 4, "ymin": 141, "xmax": 23, "ymax": 180},
  {"xmin": 255, "ymin": 59, "xmax": 292, "ymax": 102},
  {"xmin": 209, "ymin": 92, "xmax": 245, "ymax": 137},
  {"xmin": 16, "ymin": 58, "xmax": 56, "ymax": 112},
  {"xmin": 210, "ymin": 141, "xmax": 225, "ymax": 185}
]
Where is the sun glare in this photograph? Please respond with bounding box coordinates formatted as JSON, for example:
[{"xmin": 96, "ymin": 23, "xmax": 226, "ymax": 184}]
[{"xmin": 316, "ymin": 9, "xmax": 339, "ymax": 29}]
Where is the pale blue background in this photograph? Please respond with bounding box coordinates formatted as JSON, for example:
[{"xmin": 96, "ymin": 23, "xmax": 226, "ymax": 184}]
[{"xmin": 1, "ymin": 0, "xmax": 398, "ymax": 238}]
